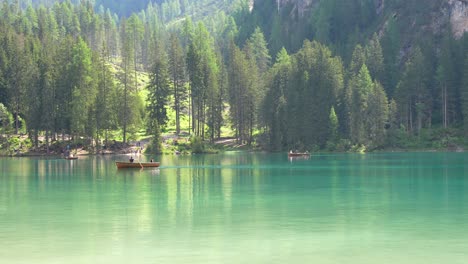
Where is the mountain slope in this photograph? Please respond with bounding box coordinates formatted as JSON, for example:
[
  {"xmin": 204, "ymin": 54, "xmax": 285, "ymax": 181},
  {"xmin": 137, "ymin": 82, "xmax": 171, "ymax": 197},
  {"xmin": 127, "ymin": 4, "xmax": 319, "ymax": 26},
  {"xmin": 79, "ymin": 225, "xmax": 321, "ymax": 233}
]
[{"xmin": 238, "ymin": 0, "xmax": 467, "ymax": 59}]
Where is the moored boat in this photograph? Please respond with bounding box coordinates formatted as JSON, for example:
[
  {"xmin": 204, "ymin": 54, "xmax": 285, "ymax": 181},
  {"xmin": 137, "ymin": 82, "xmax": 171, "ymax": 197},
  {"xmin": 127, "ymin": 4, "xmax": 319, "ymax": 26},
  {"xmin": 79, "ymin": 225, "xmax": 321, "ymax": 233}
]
[
  {"xmin": 64, "ymin": 156, "xmax": 78, "ymax": 160},
  {"xmin": 115, "ymin": 161, "xmax": 160, "ymax": 169}
]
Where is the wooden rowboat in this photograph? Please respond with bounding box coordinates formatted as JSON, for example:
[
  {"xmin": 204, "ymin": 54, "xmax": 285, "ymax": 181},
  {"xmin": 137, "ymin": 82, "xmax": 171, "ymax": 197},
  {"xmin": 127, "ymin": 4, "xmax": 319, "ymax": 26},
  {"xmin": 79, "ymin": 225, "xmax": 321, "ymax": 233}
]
[
  {"xmin": 65, "ymin": 156, "xmax": 78, "ymax": 160},
  {"xmin": 288, "ymin": 152, "xmax": 310, "ymax": 157},
  {"xmin": 116, "ymin": 161, "xmax": 160, "ymax": 169}
]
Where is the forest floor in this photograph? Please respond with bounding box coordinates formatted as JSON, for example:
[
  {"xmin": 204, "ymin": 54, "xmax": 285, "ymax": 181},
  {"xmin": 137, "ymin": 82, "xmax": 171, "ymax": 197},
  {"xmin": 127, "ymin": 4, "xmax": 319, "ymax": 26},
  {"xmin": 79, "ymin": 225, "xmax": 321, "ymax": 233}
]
[{"xmin": 0, "ymin": 133, "xmax": 254, "ymax": 157}]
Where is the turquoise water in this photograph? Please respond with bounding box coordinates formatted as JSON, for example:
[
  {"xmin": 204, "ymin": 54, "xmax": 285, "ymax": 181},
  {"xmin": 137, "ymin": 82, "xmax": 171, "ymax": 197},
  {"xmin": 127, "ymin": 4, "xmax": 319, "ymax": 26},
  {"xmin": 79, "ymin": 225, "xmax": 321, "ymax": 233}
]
[{"xmin": 1, "ymin": 152, "xmax": 468, "ymax": 263}]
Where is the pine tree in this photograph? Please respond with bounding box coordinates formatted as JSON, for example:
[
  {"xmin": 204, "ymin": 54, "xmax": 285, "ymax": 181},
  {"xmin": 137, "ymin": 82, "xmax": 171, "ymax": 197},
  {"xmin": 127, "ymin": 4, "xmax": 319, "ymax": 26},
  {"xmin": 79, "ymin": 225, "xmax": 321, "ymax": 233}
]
[
  {"xmin": 5, "ymin": 32, "xmax": 32, "ymax": 134},
  {"xmin": 126, "ymin": 14, "xmax": 144, "ymax": 91},
  {"xmin": 168, "ymin": 33, "xmax": 186, "ymax": 135},
  {"xmin": 348, "ymin": 64, "xmax": 373, "ymax": 145},
  {"xmin": 69, "ymin": 37, "xmax": 96, "ymax": 138},
  {"xmin": 95, "ymin": 42, "xmax": 118, "ymax": 145},
  {"xmin": 437, "ymin": 32, "xmax": 457, "ymax": 128},
  {"xmin": 147, "ymin": 43, "xmax": 171, "ymax": 129},
  {"xmin": 365, "ymin": 33, "xmax": 384, "ymax": 82},
  {"xmin": 245, "ymin": 27, "xmax": 271, "ymax": 75},
  {"xmin": 262, "ymin": 47, "xmax": 290, "ymax": 150},
  {"xmin": 395, "ymin": 47, "xmax": 430, "ymax": 135},
  {"xmin": 148, "ymin": 119, "xmax": 162, "ymax": 154},
  {"xmin": 0, "ymin": 103, "xmax": 12, "ymax": 135},
  {"xmin": 367, "ymin": 81, "xmax": 388, "ymax": 147},
  {"xmin": 381, "ymin": 18, "xmax": 400, "ymax": 97},
  {"xmin": 462, "ymin": 53, "xmax": 468, "ymax": 133},
  {"xmin": 228, "ymin": 42, "xmax": 255, "ymax": 144}
]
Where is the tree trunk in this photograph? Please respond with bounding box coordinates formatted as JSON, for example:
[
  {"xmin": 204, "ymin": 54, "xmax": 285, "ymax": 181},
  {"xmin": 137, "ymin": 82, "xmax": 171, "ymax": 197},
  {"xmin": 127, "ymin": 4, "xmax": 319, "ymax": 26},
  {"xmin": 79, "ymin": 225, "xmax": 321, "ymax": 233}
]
[
  {"xmin": 189, "ymin": 88, "xmax": 192, "ymax": 135},
  {"xmin": 34, "ymin": 130, "xmax": 39, "ymax": 149},
  {"xmin": 46, "ymin": 130, "xmax": 50, "ymax": 154},
  {"xmin": 443, "ymin": 85, "xmax": 448, "ymax": 128},
  {"xmin": 175, "ymin": 81, "xmax": 180, "ymax": 135},
  {"xmin": 123, "ymin": 58, "xmax": 128, "ymax": 143}
]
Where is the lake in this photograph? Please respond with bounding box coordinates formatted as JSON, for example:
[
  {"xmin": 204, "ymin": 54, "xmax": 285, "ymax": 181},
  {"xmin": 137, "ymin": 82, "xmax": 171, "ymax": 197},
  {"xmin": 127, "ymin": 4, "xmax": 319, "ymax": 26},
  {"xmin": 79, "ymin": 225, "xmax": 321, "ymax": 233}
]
[{"xmin": 1, "ymin": 152, "xmax": 468, "ymax": 263}]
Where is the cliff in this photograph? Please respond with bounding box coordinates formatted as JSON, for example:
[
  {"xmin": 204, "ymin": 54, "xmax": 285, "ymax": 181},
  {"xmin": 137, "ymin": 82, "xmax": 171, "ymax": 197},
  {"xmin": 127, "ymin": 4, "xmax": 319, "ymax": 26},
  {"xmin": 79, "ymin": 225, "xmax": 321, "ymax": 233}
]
[
  {"xmin": 251, "ymin": 0, "xmax": 467, "ymax": 36},
  {"xmin": 448, "ymin": 0, "xmax": 468, "ymax": 38}
]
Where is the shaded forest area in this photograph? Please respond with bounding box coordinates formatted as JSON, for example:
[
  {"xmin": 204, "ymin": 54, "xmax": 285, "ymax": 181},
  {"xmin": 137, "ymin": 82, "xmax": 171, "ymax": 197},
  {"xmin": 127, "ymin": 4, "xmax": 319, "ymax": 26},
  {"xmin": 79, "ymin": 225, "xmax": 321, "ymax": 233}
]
[{"xmin": 0, "ymin": 0, "xmax": 467, "ymax": 155}]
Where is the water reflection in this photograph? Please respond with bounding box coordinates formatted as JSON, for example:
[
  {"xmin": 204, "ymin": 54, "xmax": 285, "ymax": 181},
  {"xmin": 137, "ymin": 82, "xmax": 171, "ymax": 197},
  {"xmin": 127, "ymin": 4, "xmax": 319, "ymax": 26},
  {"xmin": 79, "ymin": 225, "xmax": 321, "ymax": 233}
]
[{"xmin": 1, "ymin": 152, "xmax": 468, "ymax": 263}]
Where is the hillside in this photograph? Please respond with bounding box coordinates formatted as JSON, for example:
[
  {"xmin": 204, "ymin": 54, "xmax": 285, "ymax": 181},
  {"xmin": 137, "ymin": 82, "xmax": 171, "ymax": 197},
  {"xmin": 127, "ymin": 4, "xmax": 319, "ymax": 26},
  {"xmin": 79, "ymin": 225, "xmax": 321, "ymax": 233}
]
[
  {"xmin": 238, "ymin": 0, "xmax": 468, "ymax": 59},
  {"xmin": 0, "ymin": 0, "xmax": 467, "ymax": 155},
  {"xmin": 94, "ymin": 0, "xmax": 156, "ymax": 16}
]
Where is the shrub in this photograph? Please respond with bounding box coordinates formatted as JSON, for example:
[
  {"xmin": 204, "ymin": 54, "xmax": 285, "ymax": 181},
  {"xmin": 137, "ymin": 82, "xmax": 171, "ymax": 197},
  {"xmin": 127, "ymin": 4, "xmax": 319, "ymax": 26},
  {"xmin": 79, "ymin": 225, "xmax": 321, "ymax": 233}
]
[{"xmin": 190, "ymin": 136, "xmax": 205, "ymax": 153}]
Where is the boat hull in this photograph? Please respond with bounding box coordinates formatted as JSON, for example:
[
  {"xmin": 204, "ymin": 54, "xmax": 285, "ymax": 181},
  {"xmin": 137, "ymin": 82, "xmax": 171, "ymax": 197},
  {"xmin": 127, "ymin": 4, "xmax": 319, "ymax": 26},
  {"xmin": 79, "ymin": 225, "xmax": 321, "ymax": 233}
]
[{"xmin": 116, "ymin": 161, "xmax": 160, "ymax": 169}]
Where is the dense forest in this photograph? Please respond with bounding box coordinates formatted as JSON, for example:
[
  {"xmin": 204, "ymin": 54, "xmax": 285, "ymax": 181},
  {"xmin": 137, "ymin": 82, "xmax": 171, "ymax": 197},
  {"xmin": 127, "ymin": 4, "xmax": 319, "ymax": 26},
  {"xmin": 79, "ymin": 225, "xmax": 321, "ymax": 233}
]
[{"xmin": 0, "ymin": 0, "xmax": 467, "ymax": 155}]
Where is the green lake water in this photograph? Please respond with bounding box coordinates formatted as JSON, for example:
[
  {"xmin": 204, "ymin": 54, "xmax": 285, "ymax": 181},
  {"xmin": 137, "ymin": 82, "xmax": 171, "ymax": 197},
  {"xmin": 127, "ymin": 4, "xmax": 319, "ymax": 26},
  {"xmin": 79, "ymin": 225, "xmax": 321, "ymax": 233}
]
[{"xmin": 1, "ymin": 152, "xmax": 468, "ymax": 263}]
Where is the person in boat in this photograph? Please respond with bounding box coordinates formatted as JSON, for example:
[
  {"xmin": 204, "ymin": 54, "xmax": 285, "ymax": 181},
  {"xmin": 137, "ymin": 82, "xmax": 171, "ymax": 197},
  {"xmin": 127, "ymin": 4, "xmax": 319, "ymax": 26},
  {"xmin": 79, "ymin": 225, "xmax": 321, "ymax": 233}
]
[
  {"xmin": 150, "ymin": 158, "xmax": 154, "ymax": 162},
  {"xmin": 129, "ymin": 156, "xmax": 134, "ymax": 163}
]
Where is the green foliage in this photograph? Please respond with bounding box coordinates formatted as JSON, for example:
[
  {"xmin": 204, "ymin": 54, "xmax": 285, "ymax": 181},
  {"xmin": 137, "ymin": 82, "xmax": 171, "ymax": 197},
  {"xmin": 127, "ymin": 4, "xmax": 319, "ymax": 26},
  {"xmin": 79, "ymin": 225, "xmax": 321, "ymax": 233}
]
[
  {"xmin": 189, "ymin": 135, "xmax": 204, "ymax": 153},
  {"xmin": 245, "ymin": 27, "xmax": 271, "ymax": 74},
  {"xmin": 146, "ymin": 119, "xmax": 163, "ymax": 154},
  {"xmin": 168, "ymin": 33, "xmax": 186, "ymax": 135},
  {"xmin": 0, "ymin": 0, "xmax": 466, "ymax": 155},
  {"xmin": 0, "ymin": 103, "xmax": 13, "ymax": 134},
  {"xmin": 329, "ymin": 106, "xmax": 338, "ymax": 142},
  {"xmin": 228, "ymin": 42, "xmax": 259, "ymax": 145},
  {"xmin": 262, "ymin": 41, "xmax": 344, "ymax": 150},
  {"xmin": 147, "ymin": 43, "xmax": 171, "ymax": 128},
  {"xmin": 365, "ymin": 34, "xmax": 384, "ymax": 82},
  {"xmin": 395, "ymin": 47, "xmax": 431, "ymax": 135},
  {"xmin": 348, "ymin": 64, "xmax": 373, "ymax": 145},
  {"xmin": 463, "ymin": 53, "xmax": 468, "ymax": 133}
]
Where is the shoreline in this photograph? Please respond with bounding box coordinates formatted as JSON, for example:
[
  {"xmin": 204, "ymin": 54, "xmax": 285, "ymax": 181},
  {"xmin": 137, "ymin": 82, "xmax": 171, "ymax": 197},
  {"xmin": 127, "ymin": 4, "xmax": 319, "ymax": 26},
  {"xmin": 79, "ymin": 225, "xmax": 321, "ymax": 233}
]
[{"xmin": 1, "ymin": 147, "xmax": 465, "ymax": 158}]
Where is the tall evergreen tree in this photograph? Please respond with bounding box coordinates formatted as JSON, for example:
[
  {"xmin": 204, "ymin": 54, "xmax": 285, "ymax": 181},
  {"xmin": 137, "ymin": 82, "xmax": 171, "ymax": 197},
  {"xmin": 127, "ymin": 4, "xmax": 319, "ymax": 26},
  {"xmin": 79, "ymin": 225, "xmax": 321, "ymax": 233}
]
[
  {"xmin": 95, "ymin": 42, "xmax": 118, "ymax": 145},
  {"xmin": 168, "ymin": 33, "xmax": 186, "ymax": 135},
  {"xmin": 126, "ymin": 14, "xmax": 144, "ymax": 91},
  {"xmin": 462, "ymin": 53, "xmax": 468, "ymax": 133},
  {"xmin": 348, "ymin": 64, "xmax": 373, "ymax": 145},
  {"xmin": 365, "ymin": 33, "xmax": 384, "ymax": 82},
  {"xmin": 147, "ymin": 42, "xmax": 171, "ymax": 129},
  {"xmin": 245, "ymin": 27, "xmax": 271, "ymax": 75},
  {"xmin": 228, "ymin": 42, "xmax": 257, "ymax": 144},
  {"xmin": 395, "ymin": 47, "xmax": 430, "ymax": 134},
  {"xmin": 69, "ymin": 37, "xmax": 96, "ymax": 138},
  {"xmin": 381, "ymin": 18, "xmax": 400, "ymax": 97},
  {"xmin": 437, "ymin": 33, "xmax": 457, "ymax": 128},
  {"xmin": 367, "ymin": 81, "xmax": 388, "ymax": 147}
]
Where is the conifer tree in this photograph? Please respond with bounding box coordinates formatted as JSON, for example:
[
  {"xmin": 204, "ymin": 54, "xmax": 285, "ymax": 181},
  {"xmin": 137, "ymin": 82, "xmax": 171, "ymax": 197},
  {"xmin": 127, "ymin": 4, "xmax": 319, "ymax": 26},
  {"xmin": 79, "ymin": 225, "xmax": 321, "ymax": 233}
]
[
  {"xmin": 348, "ymin": 64, "xmax": 373, "ymax": 145},
  {"xmin": 462, "ymin": 54, "xmax": 468, "ymax": 133},
  {"xmin": 168, "ymin": 33, "xmax": 186, "ymax": 135},
  {"xmin": 437, "ymin": 33, "xmax": 457, "ymax": 128},
  {"xmin": 365, "ymin": 33, "xmax": 384, "ymax": 82},
  {"xmin": 245, "ymin": 27, "xmax": 271, "ymax": 75},
  {"xmin": 147, "ymin": 42, "xmax": 171, "ymax": 128},
  {"xmin": 367, "ymin": 81, "xmax": 388, "ymax": 147},
  {"xmin": 395, "ymin": 47, "xmax": 430, "ymax": 135}
]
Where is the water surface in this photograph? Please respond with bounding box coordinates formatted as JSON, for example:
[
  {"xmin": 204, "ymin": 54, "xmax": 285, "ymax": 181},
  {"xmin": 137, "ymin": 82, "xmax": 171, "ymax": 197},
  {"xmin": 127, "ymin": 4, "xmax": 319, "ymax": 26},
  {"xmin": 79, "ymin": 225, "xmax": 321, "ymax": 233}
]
[{"xmin": 1, "ymin": 152, "xmax": 468, "ymax": 263}]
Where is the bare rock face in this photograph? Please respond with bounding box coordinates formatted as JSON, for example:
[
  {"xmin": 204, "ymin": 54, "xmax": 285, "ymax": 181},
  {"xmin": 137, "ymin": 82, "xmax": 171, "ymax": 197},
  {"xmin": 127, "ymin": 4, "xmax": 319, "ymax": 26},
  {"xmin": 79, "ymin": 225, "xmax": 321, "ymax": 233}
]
[
  {"xmin": 449, "ymin": 0, "xmax": 468, "ymax": 38},
  {"xmin": 267, "ymin": 0, "xmax": 315, "ymax": 17}
]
